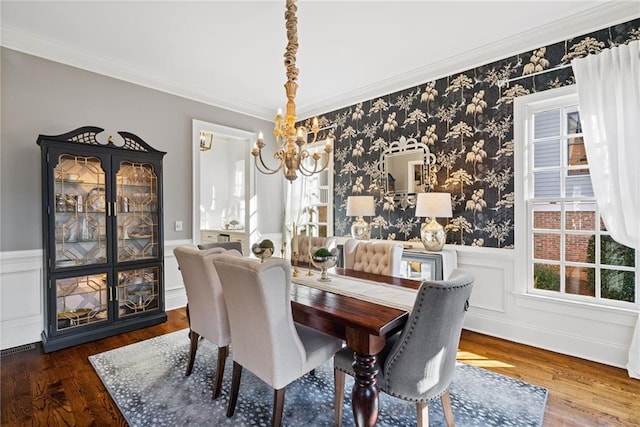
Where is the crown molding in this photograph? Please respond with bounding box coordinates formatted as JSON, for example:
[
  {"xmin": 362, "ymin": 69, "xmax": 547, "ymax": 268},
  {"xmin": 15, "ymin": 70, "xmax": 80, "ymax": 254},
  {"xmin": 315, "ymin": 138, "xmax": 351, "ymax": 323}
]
[
  {"xmin": 2, "ymin": 2, "xmax": 638, "ymax": 121},
  {"xmin": 0, "ymin": 26, "xmax": 274, "ymax": 120},
  {"xmin": 298, "ymin": 2, "xmax": 640, "ymax": 119}
]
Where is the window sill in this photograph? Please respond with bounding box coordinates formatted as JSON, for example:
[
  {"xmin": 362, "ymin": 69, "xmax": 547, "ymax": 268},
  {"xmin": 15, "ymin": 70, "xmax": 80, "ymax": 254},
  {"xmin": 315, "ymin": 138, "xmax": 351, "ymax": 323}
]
[{"xmin": 514, "ymin": 292, "xmax": 638, "ymax": 326}]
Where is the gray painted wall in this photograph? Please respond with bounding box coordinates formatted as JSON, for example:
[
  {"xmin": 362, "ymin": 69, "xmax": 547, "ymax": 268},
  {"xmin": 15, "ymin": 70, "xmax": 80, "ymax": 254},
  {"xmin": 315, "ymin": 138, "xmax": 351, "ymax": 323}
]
[{"xmin": 0, "ymin": 48, "xmax": 283, "ymax": 251}]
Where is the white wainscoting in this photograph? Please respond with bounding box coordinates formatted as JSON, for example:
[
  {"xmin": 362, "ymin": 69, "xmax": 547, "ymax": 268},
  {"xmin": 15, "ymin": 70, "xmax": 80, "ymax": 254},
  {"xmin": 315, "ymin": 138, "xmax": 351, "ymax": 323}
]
[
  {"xmin": 0, "ymin": 250, "xmax": 44, "ymax": 349},
  {"xmin": 0, "ymin": 241, "xmax": 191, "ymax": 351},
  {"xmin": 454, "ymin": 244, "xmax": 637, "ymax": 370},
  {"xmin": 1, "ymin": 243, "xmax": 637, "ymax": 370}
]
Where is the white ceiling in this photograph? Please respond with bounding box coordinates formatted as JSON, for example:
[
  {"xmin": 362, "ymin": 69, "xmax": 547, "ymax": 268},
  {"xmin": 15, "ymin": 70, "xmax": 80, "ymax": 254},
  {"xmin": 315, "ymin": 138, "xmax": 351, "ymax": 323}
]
[{"xmin": 2, "ymin": 1, "xmax": 638, "ymax": 121}]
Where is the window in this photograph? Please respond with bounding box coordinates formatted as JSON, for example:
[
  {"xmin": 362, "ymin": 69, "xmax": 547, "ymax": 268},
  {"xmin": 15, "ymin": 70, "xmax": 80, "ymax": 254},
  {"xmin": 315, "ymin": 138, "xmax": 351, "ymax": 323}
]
[{"xmin": 519, "ymin": 88, "xmax": 637, "ymax": 306}]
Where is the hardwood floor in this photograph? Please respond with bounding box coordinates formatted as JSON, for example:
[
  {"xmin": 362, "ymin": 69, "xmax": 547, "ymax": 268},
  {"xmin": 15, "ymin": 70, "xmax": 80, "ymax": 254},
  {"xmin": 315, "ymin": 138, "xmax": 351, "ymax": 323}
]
[{"xmin": 1, "ymin": 308, "xmax": 638, "ymax": 426}]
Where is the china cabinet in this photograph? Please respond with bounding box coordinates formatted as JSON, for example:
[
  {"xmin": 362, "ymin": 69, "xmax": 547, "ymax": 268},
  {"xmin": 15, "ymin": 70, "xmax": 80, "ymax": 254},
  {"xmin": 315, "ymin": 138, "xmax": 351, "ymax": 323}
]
[{"xmin": 38, "ymin": 126, "xmax": 167, "ymax": 352}]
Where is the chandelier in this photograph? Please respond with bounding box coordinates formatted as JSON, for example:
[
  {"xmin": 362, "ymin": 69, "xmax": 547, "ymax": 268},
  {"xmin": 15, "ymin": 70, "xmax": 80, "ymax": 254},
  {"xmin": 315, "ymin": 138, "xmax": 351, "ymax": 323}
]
[{"xmin": 251, "ymin": 0, "xmax": 334, "ymax": 182}]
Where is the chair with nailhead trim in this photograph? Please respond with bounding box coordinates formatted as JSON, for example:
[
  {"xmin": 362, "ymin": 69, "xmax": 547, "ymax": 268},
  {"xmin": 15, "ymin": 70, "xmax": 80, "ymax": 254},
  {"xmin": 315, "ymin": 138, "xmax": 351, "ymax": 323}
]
[{"xmin": 333, "ymin": 269, "xmax": 475, "ymax": 427}]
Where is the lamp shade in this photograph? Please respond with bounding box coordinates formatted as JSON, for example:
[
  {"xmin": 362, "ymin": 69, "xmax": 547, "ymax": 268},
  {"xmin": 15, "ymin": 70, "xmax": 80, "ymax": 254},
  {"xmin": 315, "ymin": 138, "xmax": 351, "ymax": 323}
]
[
  {"xmin": 415, "ymin": 192, "xmax": 452, "ymax": 218},
  {"xmin": 346, "ymin": 196, "xmax": 375, "ymax": 217}
]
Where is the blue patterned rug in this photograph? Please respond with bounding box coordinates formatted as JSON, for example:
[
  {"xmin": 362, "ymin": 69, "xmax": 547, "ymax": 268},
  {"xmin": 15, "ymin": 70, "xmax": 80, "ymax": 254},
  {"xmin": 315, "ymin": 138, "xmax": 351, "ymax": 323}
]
[{"xmin": 89, "ymin": 329, "xmax": 547, "ymax": 426}]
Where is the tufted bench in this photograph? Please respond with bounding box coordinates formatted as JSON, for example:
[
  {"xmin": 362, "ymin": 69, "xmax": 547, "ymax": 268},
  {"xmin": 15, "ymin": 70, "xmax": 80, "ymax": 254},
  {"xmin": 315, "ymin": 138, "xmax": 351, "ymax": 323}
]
[{"xmin": 343, "ymin": 239, "xmax": 404, "ymax": 276}]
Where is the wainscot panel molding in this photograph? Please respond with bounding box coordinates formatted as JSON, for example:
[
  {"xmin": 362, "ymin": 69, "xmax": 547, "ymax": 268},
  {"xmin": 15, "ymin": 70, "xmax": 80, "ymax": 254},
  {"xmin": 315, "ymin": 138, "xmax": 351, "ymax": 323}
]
[
  {"xmin": 0, "ymin": 241, "xmax": 191, "ymax": 351},
  {"xmin": 1, "ymin": 244, "xmax": 637, "ymax": 369},
  {"xmin": 455, "ymin": 245, "xmax": 638, "ymax": 369},
  {"xmin": 0, "ymin": 250, "xmax": 43, "ymax": 349},
  {"xmin": 455, "ymin": 245, "xmax": 511, "ymax": 313}
]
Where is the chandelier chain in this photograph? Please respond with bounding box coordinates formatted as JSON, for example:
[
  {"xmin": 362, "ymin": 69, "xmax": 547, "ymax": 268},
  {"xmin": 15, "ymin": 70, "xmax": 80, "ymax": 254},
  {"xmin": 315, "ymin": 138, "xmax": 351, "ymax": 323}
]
[{"xmin": 284, "ymin": 0, "xmax": 299, "ymax": 83}]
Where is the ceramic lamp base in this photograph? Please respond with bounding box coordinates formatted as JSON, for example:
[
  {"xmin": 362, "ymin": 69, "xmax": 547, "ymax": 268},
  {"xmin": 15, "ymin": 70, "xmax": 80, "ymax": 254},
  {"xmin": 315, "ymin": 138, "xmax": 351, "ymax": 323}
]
[
  {"xmin": 350, "ymin": 217, "xmax": 371, "ymax": 240},
  {"xmin": 420, "ymin": 218, "xmax": 447, "ymax": 251}
]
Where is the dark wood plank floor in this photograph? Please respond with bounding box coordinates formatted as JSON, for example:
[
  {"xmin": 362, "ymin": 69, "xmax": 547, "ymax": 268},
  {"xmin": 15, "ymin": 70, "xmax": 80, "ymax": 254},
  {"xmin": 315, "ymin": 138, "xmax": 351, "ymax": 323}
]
[{"xmin": 1, "ymin": 308, "xmax": 638, "ymax": 426}]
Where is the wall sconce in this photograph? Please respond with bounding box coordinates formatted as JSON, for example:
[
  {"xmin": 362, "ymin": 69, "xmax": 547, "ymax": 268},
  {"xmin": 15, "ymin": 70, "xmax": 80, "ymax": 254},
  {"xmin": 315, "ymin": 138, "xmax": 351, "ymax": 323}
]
[
  {"xmin": 415, "ymin": 192, "xmax": 452, "ymax": 251},
  {"xmin": 200, "ymin": 131, "xmax": 213, "ymax": 151},
  {"xmin": 346, "ymin": 195, "xmax": 375, "ymax": 240}
]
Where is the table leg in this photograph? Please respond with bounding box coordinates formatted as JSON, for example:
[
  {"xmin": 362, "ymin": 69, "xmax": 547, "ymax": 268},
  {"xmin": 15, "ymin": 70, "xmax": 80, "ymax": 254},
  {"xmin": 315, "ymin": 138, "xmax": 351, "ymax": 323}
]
[{"xmin": 351, "ymin": 352, "xmax": 379, "ymax": 427}]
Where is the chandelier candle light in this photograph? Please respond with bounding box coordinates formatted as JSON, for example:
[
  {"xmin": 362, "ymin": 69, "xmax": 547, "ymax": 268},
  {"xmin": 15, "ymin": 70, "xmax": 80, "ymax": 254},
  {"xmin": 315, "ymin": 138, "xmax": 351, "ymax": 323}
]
[
  {"xmin": 346, "ymin": 196, "xmax": 376, "ymax": 240},
  {"xmin": 415, "ymin": 192, "xmax": 453, "ymax": 251},
  {"xmin": 251, "ymin": 0, "xmax": 334, "ymax": 182}
]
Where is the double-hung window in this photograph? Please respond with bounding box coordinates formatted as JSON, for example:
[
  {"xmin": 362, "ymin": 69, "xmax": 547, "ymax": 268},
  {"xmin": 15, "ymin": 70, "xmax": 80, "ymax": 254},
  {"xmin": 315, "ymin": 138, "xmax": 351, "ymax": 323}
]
[{"xmin": 518, "ymin": 87, "xmax": 637, "ymax": 307}]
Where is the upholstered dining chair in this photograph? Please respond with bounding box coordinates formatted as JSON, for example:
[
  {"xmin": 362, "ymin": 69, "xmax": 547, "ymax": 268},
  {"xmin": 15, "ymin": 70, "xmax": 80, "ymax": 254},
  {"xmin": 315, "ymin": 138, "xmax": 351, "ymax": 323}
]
[
  {"xmin": 333, "ymin": 269, "xmax": 474, "ymax": 427},
  {"xmin": 212, "ymin": 254, "xmax": 343, "ymax": 427},
  {"xmin": 342, "ymin": 238, "xmax": 404, "ymax": 276},
  {"xmin": 173, "ymin": 245, "xmax": 242, "ymax": 399},
  {"xmin": 292, "ymin": 235, "xmax": 336, "ymax": 262}
]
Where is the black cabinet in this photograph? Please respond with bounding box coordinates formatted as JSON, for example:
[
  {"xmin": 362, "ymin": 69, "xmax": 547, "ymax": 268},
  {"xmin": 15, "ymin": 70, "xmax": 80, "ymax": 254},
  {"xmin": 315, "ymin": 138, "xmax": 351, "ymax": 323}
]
[{"xmin": 38, "ymin": 127, "xmax": 167, "ymax": 352}]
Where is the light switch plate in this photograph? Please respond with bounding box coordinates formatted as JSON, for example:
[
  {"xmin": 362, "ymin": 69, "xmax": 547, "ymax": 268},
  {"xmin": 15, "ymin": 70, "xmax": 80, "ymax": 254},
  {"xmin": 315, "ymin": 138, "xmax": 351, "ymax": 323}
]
[{"xmin": 175, "ymin": 220, "xmax": 183, "ymax": 232}]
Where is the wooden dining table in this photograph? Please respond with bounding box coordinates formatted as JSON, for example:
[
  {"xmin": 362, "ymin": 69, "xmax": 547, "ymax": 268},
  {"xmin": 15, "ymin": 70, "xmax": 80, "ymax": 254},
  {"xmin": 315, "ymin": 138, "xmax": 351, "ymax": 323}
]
[{"xmin": 290, "ymin": 267, "xmax": 421, "ymax": 427}]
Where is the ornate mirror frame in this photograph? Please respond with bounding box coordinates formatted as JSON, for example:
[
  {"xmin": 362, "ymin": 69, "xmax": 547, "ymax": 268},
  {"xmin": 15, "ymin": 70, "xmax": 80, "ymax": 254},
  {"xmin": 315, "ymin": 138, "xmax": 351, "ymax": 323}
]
[{"xmin": 379, "ymin": 136, "xmax": 436, "ymax": 204}]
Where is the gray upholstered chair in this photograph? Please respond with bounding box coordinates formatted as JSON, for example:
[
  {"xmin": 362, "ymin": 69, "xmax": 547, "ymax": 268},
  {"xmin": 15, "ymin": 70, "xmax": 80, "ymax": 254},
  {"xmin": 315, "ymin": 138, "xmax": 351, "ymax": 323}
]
[
  {"xmin": 333, "ymin": 269, "xmax": 474, "ymax": 427},
  {"xmin": 173, "ymin": 245, "xmax": 242, "ymax": 399},
  {"xmin": 197, "ymin": 240, "xmax": 243, "ymax": 254},
  {"xmin": 342, "ymin": 238, "xmax": 404, "ymax": 276},
  {"xmin": 212, "ymin": 254, "xmax": 343, "ymax": 427},
  {"xmin": 292, "ymin": 235, "xmax": 336, "ymax": 262}
]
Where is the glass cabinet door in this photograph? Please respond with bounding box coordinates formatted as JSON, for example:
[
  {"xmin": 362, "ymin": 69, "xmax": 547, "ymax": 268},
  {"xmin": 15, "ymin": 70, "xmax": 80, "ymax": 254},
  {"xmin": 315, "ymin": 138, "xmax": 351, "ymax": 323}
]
[
  {"xmin": 54, "ymin": 154, "xmax": 108, "ymax": 268},
  {"xmin": 116, "ymin": 161, "xmax": 159, "ymax": 262},
  {"xmin": 55, "ymin": 273, "xmax": 109, "ymax": 331},
  {"xmin": 117, "ymin": 266, "xmax": 161, "ymax": 317}
]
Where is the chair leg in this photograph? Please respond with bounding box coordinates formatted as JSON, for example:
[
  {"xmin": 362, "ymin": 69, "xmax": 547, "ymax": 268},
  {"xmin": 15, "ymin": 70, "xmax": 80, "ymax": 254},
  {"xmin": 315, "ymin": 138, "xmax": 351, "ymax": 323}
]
[
  {"xmin": 441, "ymin": 389, "xmax": 455, "ymax": 427},
  {"xmin": 416, "ymin": 402, "xmax": 429, "ymax": 427},
  {"xmin": 333, "ymin": 368, "xmax": 345, "ymax": 427},
  {"xmin": 227, "ymin": 361, "xmax": 243, "ymax": 418},
  {"xmin": 212, "ymin": 345, "xmax": 228, "ymax": 400},
  {"xmin": 272, "ymin": 387, "xmax": 286, "ymax": 427},
  {"xmin": 185, "ymin": 331, "xmax": 200, "ymax": 376}
]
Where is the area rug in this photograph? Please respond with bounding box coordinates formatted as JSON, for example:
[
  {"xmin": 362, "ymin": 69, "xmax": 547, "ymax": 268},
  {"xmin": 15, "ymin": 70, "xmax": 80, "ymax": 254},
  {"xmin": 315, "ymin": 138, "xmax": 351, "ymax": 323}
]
[{"xmin": 89, "ymin": 329, "xmax": 547, "ymax": 426}]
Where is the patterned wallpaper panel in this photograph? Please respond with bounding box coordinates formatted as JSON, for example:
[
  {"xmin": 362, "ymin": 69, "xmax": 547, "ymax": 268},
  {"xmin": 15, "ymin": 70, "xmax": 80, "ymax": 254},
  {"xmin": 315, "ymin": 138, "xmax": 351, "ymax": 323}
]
[{"xmin": 306, "ymin": 18, "xmax": 639, "ymax": 248}]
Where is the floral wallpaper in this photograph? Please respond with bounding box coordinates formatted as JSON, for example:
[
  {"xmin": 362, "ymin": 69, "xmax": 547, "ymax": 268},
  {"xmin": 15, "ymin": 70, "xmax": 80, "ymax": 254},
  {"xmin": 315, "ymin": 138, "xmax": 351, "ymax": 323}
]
[{"xmin": 305, "ymin": 18, "xmax": 639, "ymax": 248}]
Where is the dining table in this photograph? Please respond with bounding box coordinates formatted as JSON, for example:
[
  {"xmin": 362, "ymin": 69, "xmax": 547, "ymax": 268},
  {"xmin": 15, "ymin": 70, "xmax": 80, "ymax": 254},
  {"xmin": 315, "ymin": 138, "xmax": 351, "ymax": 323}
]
[{"xmin": 290, "ymin": 266, "xmax": 421, "ymax": 427}]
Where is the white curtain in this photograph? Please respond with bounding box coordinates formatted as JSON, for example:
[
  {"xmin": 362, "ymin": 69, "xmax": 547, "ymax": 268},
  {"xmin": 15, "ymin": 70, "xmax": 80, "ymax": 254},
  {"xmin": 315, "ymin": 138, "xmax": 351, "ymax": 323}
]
[
  {"xmin": 572, "ymin": 40, "xmax": 640, "ymax": 379},
  {"xmin": 283, "ymin": 177, "xmax": 307, "ymax": 257}
]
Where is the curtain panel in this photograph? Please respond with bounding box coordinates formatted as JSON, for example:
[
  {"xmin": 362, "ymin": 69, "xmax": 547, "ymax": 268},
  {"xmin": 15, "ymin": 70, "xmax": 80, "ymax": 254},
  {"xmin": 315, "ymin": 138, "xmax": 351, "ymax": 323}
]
[{"xmin": 572, "ymin": 40, "xmax": 640, "ymax": 379}]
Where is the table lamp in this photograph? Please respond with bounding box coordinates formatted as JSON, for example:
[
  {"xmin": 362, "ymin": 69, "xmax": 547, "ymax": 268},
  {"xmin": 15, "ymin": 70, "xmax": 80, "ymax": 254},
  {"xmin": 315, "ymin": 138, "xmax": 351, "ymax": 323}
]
[
  {"xmin": 346, "ymin": 196, "xmax": 375, "ymax": 240},
  {"xmin": 415, "ymin": 192, "xmax": 452, "ymax": 251}
]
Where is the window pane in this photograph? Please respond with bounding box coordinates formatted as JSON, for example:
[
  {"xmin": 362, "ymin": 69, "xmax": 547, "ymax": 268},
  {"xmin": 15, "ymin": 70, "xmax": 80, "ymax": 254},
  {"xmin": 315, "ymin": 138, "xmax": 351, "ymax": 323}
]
[
  {"xmin": 567, "ymin": 137, "xmax": 588, "ymax": 169},
  {"xmin": 534, "ymin": 171, "xmax": 561, "ymax": 198},
  {"xmin": 534, "ymin": 140, "xmax": 560, "ymax": 168},
  {"xmin": 600, "ymin": 217, "xmax": 608, "ymax": 231},
  {"xmin": 565, "ymin": 174, "xmax": 593, "ymax": 198},
  {"xmin": 565, "ymin": 234, "xmax": 594, "ymax": 263},
  {"xmin": 533, "ymin": 203, "xmax": 560, "ymax": 229},
  {"xmin": 533, "ymin": 263, "xmax": 560, "ymax": 291},
  {"xmin": 565, "ymin": 203, "xmax": 596, "ymax": 231},
  {"xmin": 534, "ymin": 233, "xmax": 560, "ymax": 260},
  {"xmin": 601, "ymin": 269, "xmax": 635, "ymax": 302},
  {"xmin": 566, "ymin": 111, "xmax": 582, "ymax": 134},
  {"xmin": 566, "ymin": 266, "xmax": 594, "ymax": 297},
  {"xmin": 601, "ymin": 235, "xmax": 635, "ymax": 267},
  {"xmin": 534, "ymin": 109, "xmax": 560, "ymax": 139}
]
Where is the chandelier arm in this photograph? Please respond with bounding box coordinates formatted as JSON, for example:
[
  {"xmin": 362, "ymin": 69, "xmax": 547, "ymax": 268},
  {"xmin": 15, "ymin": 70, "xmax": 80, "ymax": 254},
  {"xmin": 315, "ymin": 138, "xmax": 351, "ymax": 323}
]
[
  {"xmin": 298, "ymin": 154, "xmax": 331, "ymax": 176},
  {"xmin": 254, "ymin": 151, "xmax": 285, "ymax": 175}
]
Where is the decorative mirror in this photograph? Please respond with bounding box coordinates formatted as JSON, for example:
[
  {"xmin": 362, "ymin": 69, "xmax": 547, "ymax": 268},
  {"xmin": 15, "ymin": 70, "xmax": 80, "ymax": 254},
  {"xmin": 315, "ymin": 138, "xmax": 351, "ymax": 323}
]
[{"xmin": 379, "ymin": 136, "xmax": 436, "ymax": 202}]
